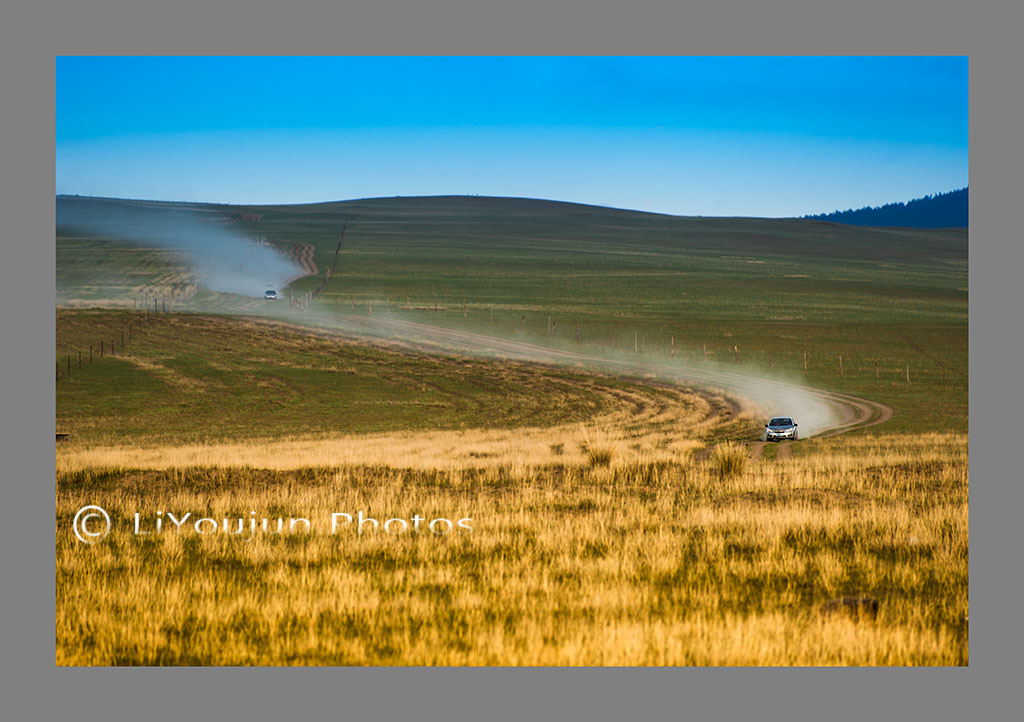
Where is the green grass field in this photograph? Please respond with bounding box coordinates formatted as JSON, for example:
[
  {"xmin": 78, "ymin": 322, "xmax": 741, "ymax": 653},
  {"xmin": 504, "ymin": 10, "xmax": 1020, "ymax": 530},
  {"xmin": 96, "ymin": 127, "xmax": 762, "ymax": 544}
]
[
  {"xmin": 58, "ymin": 195, "xmax": 967, "ymax": 434},
  {"xmin": 57, "ymin": 309, "xmax": 699, "ymax": 446}
]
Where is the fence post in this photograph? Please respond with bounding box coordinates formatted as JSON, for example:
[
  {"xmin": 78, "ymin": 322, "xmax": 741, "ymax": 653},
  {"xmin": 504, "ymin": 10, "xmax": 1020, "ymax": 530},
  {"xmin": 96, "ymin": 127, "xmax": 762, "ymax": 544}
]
[
  {"xmin": 906, "ymin": 365, "xmax": 910, "ymax": 383},
  {"xmin": 734, "ymin": 345, "xmax": 738, "ymax": 363},
  {"xmin": 875, "ymin": 360, "xmax": 879, "ymax": 378},
  {"xmin": 671, "ymin": 336, "xmax": 675, "ymax": 357},
  {"xmin": 839, "ymin": 354, "xmax": 843, "ymax": 376},
  {"xmin": 803, "ymin": 349, "xmax": 807, "ymax": 371}
]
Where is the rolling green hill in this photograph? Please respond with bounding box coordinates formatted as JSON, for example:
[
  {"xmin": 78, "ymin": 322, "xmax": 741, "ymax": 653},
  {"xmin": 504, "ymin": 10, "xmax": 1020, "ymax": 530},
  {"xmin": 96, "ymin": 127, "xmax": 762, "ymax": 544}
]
[{"xmin": 57, "ymin": 194, "xmax": 967, "ymax": 433}]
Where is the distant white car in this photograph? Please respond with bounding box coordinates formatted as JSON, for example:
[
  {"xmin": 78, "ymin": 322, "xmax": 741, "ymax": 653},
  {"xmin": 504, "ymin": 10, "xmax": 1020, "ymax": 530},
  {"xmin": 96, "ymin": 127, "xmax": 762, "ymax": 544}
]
[
  {"xmin": 764, "ymin": 417, "xmax": 798, "ymax": 441},
  {"xmin": 263, "ymin": 289, "xmax": 278, "ymax": 300}
]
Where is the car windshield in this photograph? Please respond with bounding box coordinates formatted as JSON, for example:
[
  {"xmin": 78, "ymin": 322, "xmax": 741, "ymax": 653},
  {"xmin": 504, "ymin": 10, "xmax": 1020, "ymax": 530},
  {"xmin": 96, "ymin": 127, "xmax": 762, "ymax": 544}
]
[{"xmin": 769, "ymin": 418, "xmax": 793, "ymax": 426}]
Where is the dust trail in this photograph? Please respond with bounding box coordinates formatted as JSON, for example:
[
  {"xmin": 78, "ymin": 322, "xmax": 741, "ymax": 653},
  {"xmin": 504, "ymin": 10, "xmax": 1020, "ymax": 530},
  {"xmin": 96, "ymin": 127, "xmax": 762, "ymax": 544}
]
[
  {"xmin": 56, "ymin": 197, "xmax": 304, "ymax": 297},
  {"xmin": 192, "ymin": 303, "xmax": 889, "ymax": 439},
  {"xmin": 312, "ymin": 314, "xmax": 887, "ymax": 438}
]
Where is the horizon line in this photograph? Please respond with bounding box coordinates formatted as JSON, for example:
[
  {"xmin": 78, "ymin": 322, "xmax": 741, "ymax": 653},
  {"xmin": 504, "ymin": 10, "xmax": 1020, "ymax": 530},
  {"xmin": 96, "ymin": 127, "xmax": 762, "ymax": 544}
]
[{"xmin": 55, "ymin": 186, "xmax": 969, "ymax": 223}]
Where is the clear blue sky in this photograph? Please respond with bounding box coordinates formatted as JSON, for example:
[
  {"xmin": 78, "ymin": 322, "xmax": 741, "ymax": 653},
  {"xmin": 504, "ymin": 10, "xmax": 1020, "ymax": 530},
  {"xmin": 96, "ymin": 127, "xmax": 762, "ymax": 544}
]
[{"xmin": 55, "ymin": 56, "xmax": 968, "ymax": 217}]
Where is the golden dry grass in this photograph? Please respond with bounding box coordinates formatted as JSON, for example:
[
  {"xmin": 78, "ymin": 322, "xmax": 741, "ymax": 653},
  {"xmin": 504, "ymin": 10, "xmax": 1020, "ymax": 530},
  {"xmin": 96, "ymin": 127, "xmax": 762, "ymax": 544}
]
[{"xmin": 56, "ymin": 432, "xmax": 967, "ymax": 666}]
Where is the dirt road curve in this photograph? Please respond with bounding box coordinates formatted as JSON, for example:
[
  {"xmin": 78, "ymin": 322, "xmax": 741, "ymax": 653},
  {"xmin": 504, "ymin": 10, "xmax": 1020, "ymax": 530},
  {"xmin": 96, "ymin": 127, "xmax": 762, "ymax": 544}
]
[{"xmin": 332, "ymin": 315, "xmax": 894, "ymax": 439}]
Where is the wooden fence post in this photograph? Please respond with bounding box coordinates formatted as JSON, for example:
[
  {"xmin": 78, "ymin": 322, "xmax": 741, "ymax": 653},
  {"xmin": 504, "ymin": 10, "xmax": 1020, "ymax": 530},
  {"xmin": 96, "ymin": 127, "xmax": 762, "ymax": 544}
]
[
  {"xmin": 803, "ymin": 349, "xmax": 807, "ymax": 371},
  {"xmin": 875, "ymin": 360, "xmax": 879, "ymax": 378},
  {"xmin": 671, "ymin": 336, "xmax": 675, "ymax": 357},
  {"xmin": 906, "ymin": 365, "xmax": 910, "ymax": 383},
  {"xmin": 548, "ymin": 317, "xmax": 551, "ymax": 335},
  {"xmin": 734, "ymin": 345, "xmax": 738, "ymax": 363},
  {"xmin": 839, "ymin": 354, "xmax": 844, "ymax": 376}
]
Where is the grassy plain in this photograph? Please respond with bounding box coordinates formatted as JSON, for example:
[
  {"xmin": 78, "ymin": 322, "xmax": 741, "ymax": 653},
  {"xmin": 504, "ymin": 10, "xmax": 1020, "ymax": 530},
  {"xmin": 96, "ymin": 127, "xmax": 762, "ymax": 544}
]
[
  {"xmin": 55, "ymin": 195, "xmax": 968, "ymax": 665},
  {"xmin": 58, "ymin": 195, "xmax": 968, "ymax": 433},
  {"xmin": 57, "ymin": 433, "xmax": 967, "ymax": 666},
  {"xmin": 57, "ymin": 310, "xmax": 709, "ymax": 446}
]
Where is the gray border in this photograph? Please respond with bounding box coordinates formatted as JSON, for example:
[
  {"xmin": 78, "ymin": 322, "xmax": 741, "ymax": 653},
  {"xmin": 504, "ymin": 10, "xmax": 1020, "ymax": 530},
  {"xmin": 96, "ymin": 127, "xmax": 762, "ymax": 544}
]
[{"xmin": 3, "ymin": 0, "xmax": 1017, "ymax": 720}]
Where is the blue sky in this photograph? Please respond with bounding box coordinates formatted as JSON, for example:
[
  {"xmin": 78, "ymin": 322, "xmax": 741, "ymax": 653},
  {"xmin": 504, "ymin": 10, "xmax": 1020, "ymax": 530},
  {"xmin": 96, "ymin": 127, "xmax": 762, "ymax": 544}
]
[{"xmin": 55, "ymin": 56, "xmax": 968, "ymax": 217}]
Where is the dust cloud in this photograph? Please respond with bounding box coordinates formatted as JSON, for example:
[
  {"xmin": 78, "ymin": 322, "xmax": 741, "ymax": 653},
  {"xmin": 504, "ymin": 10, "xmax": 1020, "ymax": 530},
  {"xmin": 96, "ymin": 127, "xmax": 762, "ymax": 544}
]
[{"xmin": 56, "ymin": 197, "xmax": 304, "ymax": 297}]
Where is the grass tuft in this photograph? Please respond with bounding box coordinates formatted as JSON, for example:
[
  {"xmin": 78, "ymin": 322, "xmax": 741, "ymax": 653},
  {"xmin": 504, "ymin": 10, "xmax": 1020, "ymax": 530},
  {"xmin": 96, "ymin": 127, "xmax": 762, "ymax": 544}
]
[
  {"xmin": 578, "ymin": 423, "xmax": 618, "ymax": 468},
  {"xmin": 710, "ymin": 442, "xmax": 747, "ymax": 479}
]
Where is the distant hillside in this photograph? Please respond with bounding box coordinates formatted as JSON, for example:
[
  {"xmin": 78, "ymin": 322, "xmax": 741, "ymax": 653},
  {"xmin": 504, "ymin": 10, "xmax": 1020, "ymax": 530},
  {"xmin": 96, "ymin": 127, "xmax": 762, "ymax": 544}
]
[
  {"xmin": 803, "ymin": 188, "xmax": 968, "ymax": 228},
  {"xmin": 58, "ymin": 193, "xmax": 968, "ymax": 265}
]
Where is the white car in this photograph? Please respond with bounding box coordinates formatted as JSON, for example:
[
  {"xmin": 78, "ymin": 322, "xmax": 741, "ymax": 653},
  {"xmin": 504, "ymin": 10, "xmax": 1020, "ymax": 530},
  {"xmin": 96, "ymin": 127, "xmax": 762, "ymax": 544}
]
[
  {"xmin": 764, "ymin": 417, "xmax": 798, "ymax": 441},
  {"xmin": 263, "ymin": 289, "xmax": 278, "ymax": 300}
]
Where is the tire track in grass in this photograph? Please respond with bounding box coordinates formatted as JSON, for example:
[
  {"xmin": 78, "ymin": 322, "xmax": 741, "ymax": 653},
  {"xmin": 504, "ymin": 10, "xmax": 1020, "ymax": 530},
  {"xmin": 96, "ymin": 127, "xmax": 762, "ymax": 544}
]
[{"xmin": 747, "ymin": 442, "xmax": 767, "ymax": 461}]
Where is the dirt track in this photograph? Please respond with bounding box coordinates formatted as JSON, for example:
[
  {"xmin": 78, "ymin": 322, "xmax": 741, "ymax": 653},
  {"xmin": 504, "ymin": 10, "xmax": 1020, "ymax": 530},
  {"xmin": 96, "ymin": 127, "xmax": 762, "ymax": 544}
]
[{"xmin": 327, "ymin": 315, "xmax": 894, "ymax": 440}]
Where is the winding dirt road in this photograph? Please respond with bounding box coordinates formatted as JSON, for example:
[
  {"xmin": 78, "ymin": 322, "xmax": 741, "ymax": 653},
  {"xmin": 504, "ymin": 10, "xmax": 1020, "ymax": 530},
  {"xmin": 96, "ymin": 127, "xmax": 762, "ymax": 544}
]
[{"xmin": 327, "ymin": 314, "xmax": 894, "ymax": 440}]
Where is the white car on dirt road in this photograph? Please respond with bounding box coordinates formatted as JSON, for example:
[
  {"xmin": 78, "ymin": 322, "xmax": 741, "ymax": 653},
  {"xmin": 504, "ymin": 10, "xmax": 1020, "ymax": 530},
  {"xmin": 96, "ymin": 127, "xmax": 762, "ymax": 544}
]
[{"xmin": 764, "ymin": 417, "xmax": 798, "ymax": 441}]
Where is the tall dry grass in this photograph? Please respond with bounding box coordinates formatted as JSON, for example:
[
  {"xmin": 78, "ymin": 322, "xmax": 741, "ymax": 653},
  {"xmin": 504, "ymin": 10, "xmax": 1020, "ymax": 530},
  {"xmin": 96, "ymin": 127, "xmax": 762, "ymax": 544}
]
[{"xmin": 56, "ymin": 432, "xmax": 967, "ymax": 666}]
